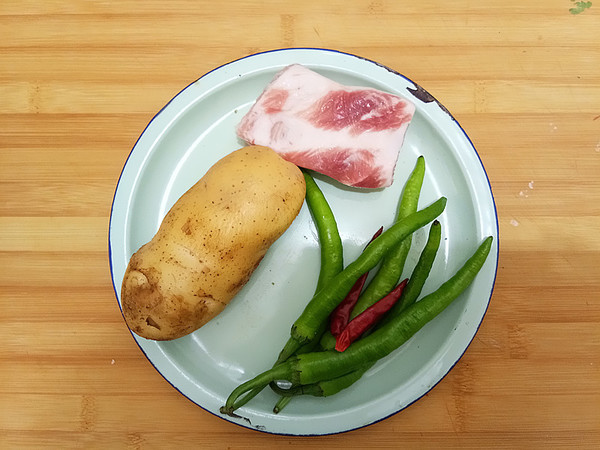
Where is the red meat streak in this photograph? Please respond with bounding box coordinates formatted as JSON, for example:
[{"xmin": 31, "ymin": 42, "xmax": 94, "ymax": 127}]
[
  {"xmin": 283, "ymin": 148, "xmax": 386, "ymax": 189},
  {"xmin": 261, "ymin": 89, "xmax": 289, "ymax": 114},
  {"xmin": 308, "ymin": 90, "xmax": 412, "ymax": 135}
]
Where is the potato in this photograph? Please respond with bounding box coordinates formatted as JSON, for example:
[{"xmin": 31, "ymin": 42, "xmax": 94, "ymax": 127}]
[{"xmin": 121, "ymin": 146, "xmax": 306, "ymax": 340}]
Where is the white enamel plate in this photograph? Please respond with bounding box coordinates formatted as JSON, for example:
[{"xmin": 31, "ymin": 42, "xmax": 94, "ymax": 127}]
[{"xmin": 109, "ymin": 48, "xmax": 499, "ymax": 435}]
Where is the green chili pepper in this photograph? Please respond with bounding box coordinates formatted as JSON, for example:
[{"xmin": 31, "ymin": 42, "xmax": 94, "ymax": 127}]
[
  {"xmin": 302, "ymin": 170, "xmax": 344, "ymax": 294},
  {"xmin": 390, "ymin": 219, "xmax": 442, "ymax": 316},
  {"xmin": 276, "ymin": 196, "xmax": 447, "ymax": 364},
  {"xmin": 252, "ymin": 170, "xmax": 344, "ymax": 414},
  {"xmin": 350, "ymin": 156, "xmax": 426, "ymax": 318},
  {"xmin": 221, "ymin": 235, "xmax": 493, "ymax": 415},
  {"xmin": 292, "ymin": 171, "xmax": 345, "ymax": 356}
]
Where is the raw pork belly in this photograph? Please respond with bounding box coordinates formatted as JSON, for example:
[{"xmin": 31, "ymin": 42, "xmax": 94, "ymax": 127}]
[{"xmin": 236, "ymin": 64, "xmax": 415, "ymax": 188}]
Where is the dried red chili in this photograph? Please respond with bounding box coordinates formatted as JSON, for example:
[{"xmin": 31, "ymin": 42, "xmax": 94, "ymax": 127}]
[
  {"xmin": 329, "ymin": 226, "xmax": 384, "ymax": 337},
  {"xmin": 335, "ymin": 278, "xmax": 408, "ymax": 352}
]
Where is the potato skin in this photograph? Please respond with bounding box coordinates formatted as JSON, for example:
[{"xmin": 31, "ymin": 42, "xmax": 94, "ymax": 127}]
[{"xmin": 121, "ymin": 146, "xmax": 306, "ymax": 340}]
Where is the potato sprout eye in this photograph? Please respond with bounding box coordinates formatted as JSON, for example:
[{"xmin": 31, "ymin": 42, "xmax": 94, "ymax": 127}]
[{"xmin": 146, "ymin": 316, "xmax": 161, "ymax": 330}]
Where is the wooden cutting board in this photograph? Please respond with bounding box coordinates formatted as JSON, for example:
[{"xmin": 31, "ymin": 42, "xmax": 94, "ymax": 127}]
[{"xmin": 1, "ymin": 1, "xmax": 599, "ymax": 448}]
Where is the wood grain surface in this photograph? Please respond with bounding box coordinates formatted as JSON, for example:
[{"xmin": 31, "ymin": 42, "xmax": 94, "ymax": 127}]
[{"xmin": 1, "ymin": 1, "xmax": 599, "ymax": 448}]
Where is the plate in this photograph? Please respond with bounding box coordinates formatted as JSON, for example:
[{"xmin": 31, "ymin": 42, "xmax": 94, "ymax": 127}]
[{"xmin": 109, "ymin": 48, "xmax": 499, "ymax": 435}]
